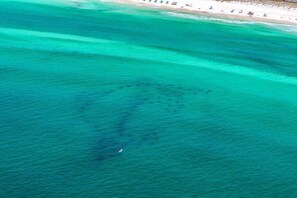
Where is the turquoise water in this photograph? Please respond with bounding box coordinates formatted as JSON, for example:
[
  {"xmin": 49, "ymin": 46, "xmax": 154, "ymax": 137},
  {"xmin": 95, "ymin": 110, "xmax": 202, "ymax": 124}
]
[{"xmin": 1, "ymin": 1, "xmax": 297, "ymax": 197}]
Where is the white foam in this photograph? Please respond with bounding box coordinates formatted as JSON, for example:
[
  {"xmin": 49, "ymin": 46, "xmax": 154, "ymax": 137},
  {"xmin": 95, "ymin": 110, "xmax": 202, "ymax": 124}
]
[
  {"xmin": 163, "ymin": 11, "xmax": 297, "ymax": 35},
  {"xmin": 162, "ymin": 11, "xmax": 255, "ymax": 25},
  {"xmin": 266, "ymin": 23, "xmax": 297, "ymax": 33}
]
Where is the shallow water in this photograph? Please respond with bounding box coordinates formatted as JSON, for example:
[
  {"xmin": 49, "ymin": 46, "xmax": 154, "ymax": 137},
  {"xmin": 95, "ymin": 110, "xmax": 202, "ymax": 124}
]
[{"xmin": 1, "ymin": 1, "xmax": 297, "ymax": 197}]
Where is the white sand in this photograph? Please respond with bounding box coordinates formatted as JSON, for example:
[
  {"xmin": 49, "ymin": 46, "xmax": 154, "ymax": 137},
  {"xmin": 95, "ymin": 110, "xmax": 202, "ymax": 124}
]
[{"xmin": 107, "ymin": 0, "xmax": 297, "ymax": 25}]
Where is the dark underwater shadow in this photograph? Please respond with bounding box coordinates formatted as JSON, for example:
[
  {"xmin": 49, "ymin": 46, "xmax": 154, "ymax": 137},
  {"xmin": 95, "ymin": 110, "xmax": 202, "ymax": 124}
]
[{"xmin": 74, "ymin": 78, "xmax": 212, "ymax": 162}]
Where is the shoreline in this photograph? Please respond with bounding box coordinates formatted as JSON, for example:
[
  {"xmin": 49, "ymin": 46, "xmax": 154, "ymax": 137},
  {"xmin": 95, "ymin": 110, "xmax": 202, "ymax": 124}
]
[{"xmin": 103, "ymin": 0, "xmax": 297, "ymax": 25}]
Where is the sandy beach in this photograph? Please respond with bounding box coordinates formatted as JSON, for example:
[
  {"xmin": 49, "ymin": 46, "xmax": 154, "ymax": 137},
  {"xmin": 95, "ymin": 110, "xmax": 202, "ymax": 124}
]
[{"xmin": 95, "ymin": 0, "xmax": 297, "ymax": 25}]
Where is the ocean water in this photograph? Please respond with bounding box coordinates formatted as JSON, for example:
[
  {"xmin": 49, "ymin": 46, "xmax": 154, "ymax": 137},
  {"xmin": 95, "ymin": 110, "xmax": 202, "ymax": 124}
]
[{"xmin": 1, "ymin": 1, "xmax": 297, "ymax": 197}]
